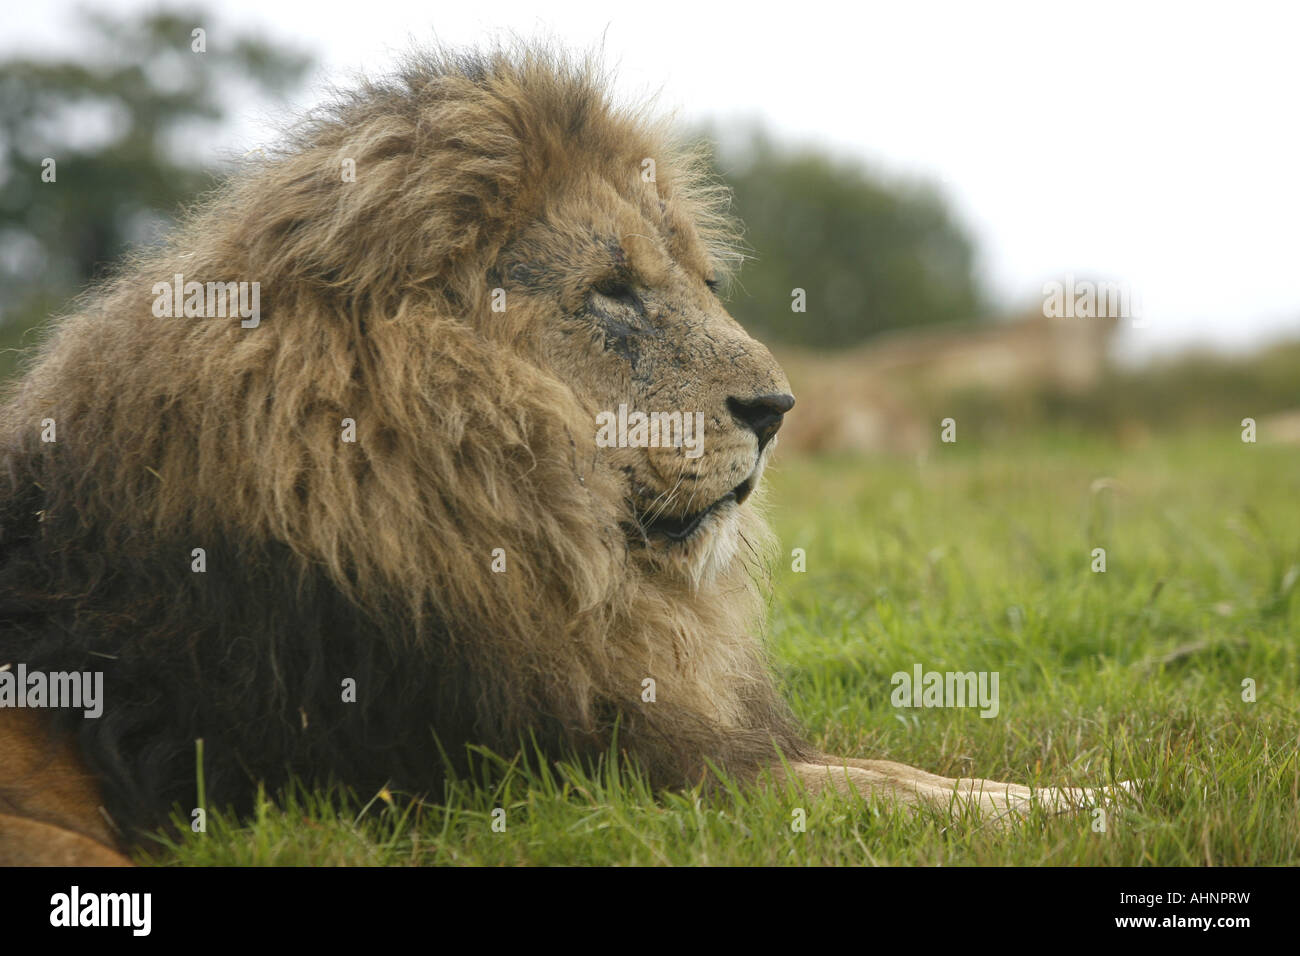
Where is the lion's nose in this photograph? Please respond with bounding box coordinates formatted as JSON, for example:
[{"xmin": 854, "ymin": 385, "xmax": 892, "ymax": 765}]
[{"xmin": 726, "ymin": 392, "xmax": 795, "ymax": 452}]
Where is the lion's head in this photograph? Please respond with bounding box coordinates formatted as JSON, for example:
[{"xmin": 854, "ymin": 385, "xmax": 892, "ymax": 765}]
[
  {"xmin": 0, "ymin": 45, "xmax": 808, "ymax": 837},
  {"xmin": 189, "ymin": 45, "xmax": 797, "ymax": 594}
]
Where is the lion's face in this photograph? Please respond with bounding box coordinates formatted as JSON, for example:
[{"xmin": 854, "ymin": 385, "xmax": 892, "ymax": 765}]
[{"xmin": 492, "ymin": 172, "xmax": 793, "ymax": 585}]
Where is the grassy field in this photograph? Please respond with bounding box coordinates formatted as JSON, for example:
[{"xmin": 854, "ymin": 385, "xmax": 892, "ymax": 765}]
[{"xmin": 154, "ymin": 430, "xmax": 1300, "ymax": 865}]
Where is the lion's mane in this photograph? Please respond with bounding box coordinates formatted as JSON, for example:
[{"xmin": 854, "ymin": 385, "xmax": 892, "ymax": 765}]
[{"xmin": 0, "ymin": 46, "xmax": 808, "ymax": 839}]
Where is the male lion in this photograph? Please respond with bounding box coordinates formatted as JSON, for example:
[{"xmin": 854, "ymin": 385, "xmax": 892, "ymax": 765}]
[{"xmin": 0, "ymin": 46, "xmax": 1109, "ymax": 865}]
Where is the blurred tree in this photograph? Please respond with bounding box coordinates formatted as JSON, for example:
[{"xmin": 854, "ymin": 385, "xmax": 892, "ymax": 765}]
[
  {"xmin": 708, "ymin": 127, "xmax": 988, "ymax": 348},
  {"xmin": 0, "ymin": 6, "xmax": 311, "ymax": 375}
]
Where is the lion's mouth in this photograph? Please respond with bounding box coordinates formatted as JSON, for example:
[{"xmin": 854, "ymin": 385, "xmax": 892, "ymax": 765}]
[{"xmin": 640, "ymin": 475, "xmax": 756, "ymax": 543}]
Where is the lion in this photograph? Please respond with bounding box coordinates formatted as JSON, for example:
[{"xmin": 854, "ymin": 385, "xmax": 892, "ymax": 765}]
[{"xmin": 0, "ymin": 45, "xmax": 1114, "ymax": 865}]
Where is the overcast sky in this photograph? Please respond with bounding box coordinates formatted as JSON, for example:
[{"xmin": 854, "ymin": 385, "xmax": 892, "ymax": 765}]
[{"xmin": 6, "ymin": 0, "xmax": 1299, "ymax": 357}]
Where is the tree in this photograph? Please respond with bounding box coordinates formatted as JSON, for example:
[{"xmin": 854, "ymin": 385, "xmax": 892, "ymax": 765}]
[
  {"xmin": 710, "ymin": 127, "xmax": 987, "ymax": 348},
  {"xmin": 0, "ymin": 7, "xmax": 311, "ymax": 376}
]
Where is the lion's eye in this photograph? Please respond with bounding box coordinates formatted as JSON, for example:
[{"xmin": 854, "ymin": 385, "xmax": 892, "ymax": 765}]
[
  {"xmin": 704, "ymin": 276, "xmax": 722, "ymax": 296},
  {"xmin": 591, "ymin": 279, "xmax": 640, "ymax": 310}
]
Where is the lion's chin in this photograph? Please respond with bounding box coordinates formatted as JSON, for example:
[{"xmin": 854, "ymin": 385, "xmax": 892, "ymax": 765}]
[
  {"xmin": 634, "ymin": 465, "xmax": 764, "ymax": 587},
  {"xmin": 648, "ymin": 500, "xmax": 743, "ymax": 589}
]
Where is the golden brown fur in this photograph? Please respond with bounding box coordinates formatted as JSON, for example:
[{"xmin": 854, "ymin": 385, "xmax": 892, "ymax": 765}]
[{"xmin": 0, "ymin": 45, "xmax": 1113, "ymax": 865}]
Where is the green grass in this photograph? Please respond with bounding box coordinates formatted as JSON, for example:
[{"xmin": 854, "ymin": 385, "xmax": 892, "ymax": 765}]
[{"xmin": 151, "ymin": 430, "xmax": 1300, "ymax": 865}]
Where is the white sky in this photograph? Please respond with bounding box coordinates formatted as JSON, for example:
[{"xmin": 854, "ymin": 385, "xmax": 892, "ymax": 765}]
[{"xmin": 5, "ymin": 0, "xmax": 1299, "ymax": 357}]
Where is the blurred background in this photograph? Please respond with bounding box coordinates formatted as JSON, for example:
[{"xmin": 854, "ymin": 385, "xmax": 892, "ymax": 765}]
[
  {"xmin": 1, "ymin": 1, "xmax": 1298, "ymax": 454},
  {"xmin": 6, "ymin": 5, "xmax": 1295, "ymax": 868}
]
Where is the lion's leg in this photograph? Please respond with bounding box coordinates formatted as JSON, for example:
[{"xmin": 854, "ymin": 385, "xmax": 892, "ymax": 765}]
[
  {"xmin": 0, "ymin": 710, "xmax": 132, "ymax": 866},
  {"xmin": 790, "ymin": 756, "xmax": 1125, "ymax": 819}
]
